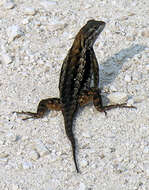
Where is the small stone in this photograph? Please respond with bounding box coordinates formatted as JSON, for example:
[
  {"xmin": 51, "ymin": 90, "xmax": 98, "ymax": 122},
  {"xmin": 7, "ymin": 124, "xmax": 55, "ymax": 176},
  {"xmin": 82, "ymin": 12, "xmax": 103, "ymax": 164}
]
[
  {"xmin": 22, "ymin": 136, "xmax": 29, "ymax": 141},
  {"xmin": 114, "ymin": 163, "xmax": 127, "ymax": 173},
  {"xmin": 110, "ymin": 85, "xmax": 117, "ymax": 92},
  {"xmin": 141, "ymin": 30, "xmax": 149, "ymax": 38},
  {"xmin": 124, "ymin": 74, "xmax": 131, "ymax": 82},
  {"xmin": 127, "ymin": 98, "xmax": 134, "ymax": 106},
  {"xmin": 30, "ymin": 150, "xmax": 40, "ymax": 160},
  {"xmin": 80, "ymin": 159, "xmax": 88, "ymax": 168},
  {"xmin": 143, "ymin": 163, "xmax": 149, "ymax": 176},
  {"xmin": 22, "ymin": 161, "xmax": 32, "ymax": 169},
  {"xmin": 0, "ymin": 152, "xmax": 9, "ymax": 158},
  {"xmin": 132, "ymin": 71, "xmax": 141, "ymax": 81},
  {"xmin": 146, "ymin": 65, "xmax": 149, "ymax": 72},
  {"xmin": 7, "ymin": 25, "xmax": 23, "ymax": 42},
  {"xmin": 7, "ymin": 133, "xmax": 17, "ymax": 142},
  {"xmin": 82, "ymin": 131, "xmax": 91, "ymax": 138},
  {"xmin": 22, "ymin": 19, "xmax": 29, "ymax": 25},
  {"xmin": 79, "ymin": 182, "xmax": 86, "ymax": 190},
  {"xmin": 108, "ymin": 92, "xmax": 128, "ymax": 104},
  {"xmin": 0, "ymin": 157, "xmax": 8, "ymax": 165},
  {"xmin": 35, "ymin": 140, "xmax": 50, "ymax": 157},
  {"xmin": 1, "ymin": 53, "xmax": 12, "ymax": 64},
  {"xmin": 4, "ymin": 1, "xmax": 15, "ymax": 9},
  {"xmin": 126, "ymin": 35, "xmax": 135, "ymax": 41},
  {"xmin": 24, "ymin": 7, "xmax": 36, "ymax": 16},
  {"xmin": 34, "ymin": 20, "xmax": 41, "ymax": 26},
  {"xmin": 46, "ymin": 21, "xmax": 67, "ymax": 31},
  {"xmin": 134, "ymin": 95, "xmax": 145, "ymax": 103},
  {"xmin": 128, "ymin": 12, "xmax": 135, "ymax": 16},
  {"xmin": 0, "ymin": 139, "xmax": 5, "ymax": 145},
  {"xmin": 144, "ymin": 146, "xmax": 149, "ymax": 154},
  {"xmin": 120, "ymin": 16, "xmax": 128, "ymax": 21},
  {"xmin": 39, "ymin": 0, "xmax": 57, "ymax": 10},
  {"xmin": 12, "ymin": 184, "xmax": 19, "ymax": 190},
  {"xmin": 116, "ymin": 52, "xmax": 126, "ymax": 61}
]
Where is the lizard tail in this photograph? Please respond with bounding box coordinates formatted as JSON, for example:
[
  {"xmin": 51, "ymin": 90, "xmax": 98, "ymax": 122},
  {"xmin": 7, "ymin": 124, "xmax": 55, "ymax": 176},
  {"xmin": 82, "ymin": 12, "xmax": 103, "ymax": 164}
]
[
  {"xmin": 64, "ymin": 117, "xmax": 79, "ymax": 173},
  {"xmin": 71, "ymin": 136, "xmax": 79, "ymax": 173}
]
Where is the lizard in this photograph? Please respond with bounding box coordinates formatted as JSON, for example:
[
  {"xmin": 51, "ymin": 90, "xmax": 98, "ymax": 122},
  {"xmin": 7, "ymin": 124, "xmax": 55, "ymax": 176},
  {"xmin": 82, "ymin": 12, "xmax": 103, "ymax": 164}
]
[{"xmin": 14, "ymin": 20, "xmax": 136, "ymax": 173}]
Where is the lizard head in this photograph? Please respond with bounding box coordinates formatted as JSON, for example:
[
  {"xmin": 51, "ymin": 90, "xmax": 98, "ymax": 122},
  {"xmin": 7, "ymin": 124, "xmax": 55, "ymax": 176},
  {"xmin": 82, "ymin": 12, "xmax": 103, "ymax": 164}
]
[{"xmin": 81, "ymin": 20, "xmax": 106, "ymax": 48}]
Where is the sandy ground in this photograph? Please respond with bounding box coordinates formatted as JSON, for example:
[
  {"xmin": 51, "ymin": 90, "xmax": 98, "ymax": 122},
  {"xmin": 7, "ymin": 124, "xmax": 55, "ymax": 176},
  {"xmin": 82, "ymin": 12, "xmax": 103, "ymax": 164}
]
[{"xmin": 0, "ymin": 0, "xmax": 149, "ymax": 189}]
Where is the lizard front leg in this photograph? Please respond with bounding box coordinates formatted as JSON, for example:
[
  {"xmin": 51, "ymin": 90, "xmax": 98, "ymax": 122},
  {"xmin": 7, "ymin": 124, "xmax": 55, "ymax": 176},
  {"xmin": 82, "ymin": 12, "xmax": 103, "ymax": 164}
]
[{"xmin": 13, "ymin": 98, "xmax": 61, "ymax": 120}]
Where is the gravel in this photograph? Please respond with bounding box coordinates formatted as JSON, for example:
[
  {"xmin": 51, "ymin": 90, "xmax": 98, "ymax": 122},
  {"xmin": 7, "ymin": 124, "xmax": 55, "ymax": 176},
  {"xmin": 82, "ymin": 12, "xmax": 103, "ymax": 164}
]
[
  {"xmin": 108, "ymin": 92, "xmax": 128, "ymax": 104},
  {"xmin": 0, "ymin": 0, "xmax": 149, "ymax": 189}
]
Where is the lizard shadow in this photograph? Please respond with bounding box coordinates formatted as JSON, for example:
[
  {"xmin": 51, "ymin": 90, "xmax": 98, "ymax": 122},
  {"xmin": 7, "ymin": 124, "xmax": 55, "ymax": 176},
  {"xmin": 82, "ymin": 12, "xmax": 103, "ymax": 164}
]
[
  {"xmin": 74, "ymin": 44, "xmax": 147, "ymax": 168},
  {"xmin": 77, "ymin": 44, "xmax": 147, "ymax": 116},
  {"xmin": 99, "ymin": 44, "xmax": 147, "ymax": 88},
  {"xmin": 98, "ymin": 44, "xmax": 147, "ymax": 104}
]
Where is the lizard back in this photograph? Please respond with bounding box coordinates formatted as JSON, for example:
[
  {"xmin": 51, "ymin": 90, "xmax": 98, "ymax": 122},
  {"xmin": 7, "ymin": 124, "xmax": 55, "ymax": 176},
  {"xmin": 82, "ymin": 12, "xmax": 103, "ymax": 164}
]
[
  {"xmin": 59, "ymin": 20, "xmax": 106, "ymax": 111},
  {"xmin": 59, "ymin": 20, "xmax": 106, "ymax": 172}
]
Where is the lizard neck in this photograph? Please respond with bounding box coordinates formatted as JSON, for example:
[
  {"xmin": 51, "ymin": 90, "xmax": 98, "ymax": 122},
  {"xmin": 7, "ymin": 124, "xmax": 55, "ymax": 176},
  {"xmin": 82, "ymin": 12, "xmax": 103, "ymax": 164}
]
[{"xmin": 71, "ymin": 32, "xmax": 85, "ymax": 55}]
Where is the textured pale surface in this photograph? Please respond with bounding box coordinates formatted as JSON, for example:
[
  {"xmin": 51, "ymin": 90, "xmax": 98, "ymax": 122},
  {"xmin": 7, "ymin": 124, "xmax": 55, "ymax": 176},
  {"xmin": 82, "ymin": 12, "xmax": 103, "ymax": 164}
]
[{"xmin": 0, "ymin": 0, "xmax": 149, "ymax": 189}]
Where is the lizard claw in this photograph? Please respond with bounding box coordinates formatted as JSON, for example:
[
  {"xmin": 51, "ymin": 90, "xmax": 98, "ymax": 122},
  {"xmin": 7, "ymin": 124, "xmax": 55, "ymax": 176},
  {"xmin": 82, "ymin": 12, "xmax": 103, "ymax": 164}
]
[{"xmin": 104, "ymin": 110, "xmax": 107, "ymax": 116}]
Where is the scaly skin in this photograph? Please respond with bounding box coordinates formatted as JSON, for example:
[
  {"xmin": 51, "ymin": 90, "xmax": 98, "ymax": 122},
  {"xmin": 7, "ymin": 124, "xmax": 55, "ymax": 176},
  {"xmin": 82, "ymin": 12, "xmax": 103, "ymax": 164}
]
[{"xmin": 14, "ymin": 20, "xmax": 136, "ymax": 173}]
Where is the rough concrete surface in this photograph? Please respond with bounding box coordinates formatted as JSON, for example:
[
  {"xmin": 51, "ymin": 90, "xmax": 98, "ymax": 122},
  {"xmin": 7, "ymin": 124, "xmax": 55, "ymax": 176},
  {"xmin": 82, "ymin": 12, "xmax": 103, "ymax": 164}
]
[{"xmin": 0, "ymin": 0, "xmax": 149, "ymax": 189}]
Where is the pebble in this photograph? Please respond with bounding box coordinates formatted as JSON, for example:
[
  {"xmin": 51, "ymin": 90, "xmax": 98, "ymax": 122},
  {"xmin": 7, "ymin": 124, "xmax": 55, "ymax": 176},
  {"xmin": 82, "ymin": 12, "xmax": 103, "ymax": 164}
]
[
  {"xmin": 134, "ymin": 95, "xmax": 146, "ymax": 103},
  {"xmin": 126, "ymin": 35, "xmax": 135, "ymax": 41},
  {"xmin": 39, "ymin": 0, "xmax": 57, "ymax": 10},
  {"xmin": 29, "ymin": 150, "xmax": 40, "ymax": 160},
  {"xmin": 79, "ymin": 183, "xmax": 86, "ymax": 190},
  {"xmin": 127, "ymin": 98, "xmax": 134, "ymax": 106},
  {"xmin": 22, "ymin": 135, "xmax": 29, "ymax": 141},
  {"xmin": 6, "ymin": 132, "xmax": 17, "ymax": 143},
  {"xmin": 1, "ymin": 53, "xmax": 12, "ymax": 64},
  {"xmin": 110, "ymin": 85, "xmax": 117, "ymax": 92},
  {"xmin": 4, "ymin": 1, "xmax": 15, "ymax": 9},
  {"xmin": 141, "ymin": 30, "xmax": 149, "ymax": 38},
  {"xmin": 80, "ymin": 159, "xmax": 88, "ymax": 168},
  {"xmin": 0, "ymin": 157, "xmax": 8, "ymax": 165},
  {"xmin": 116, "ymin": 51, "xmax": 126, "ymax": 61},
  {"xmin": 82, "ymin": 131, "xmax": 91, "ymax": 138},
  {"xmin": 35, "ymin": 140, "xmax": 50, "ymax": 157},
  {"xmin": 12, "ymin": 184, "xmax": 19, "ymax": 190},
  {"xmin": 7, "ymin": 25, "xmax": 23, "ymax": 42},
  {"xmin": 24, "ymin": 7, "xmax": 36, "ymax": 16},
  {"xmin": 0, "ymin": 138, "xmax": 5, "ymax": 145},
  {"xmin": 108, "ymin": 92, "xmax": 128, "ymax": 104},
  {"xmin": 124, "ymin": 74, "xmax": 131, "ymax": 82},
  {"xmin": 143, "ymin": 146, "xmax": 149, "ymax": 154},
  {"xmin": 0, "ymin": 152, "xmax": 9, "ymax": 158},
  {"xmin": 146, "ymin": 64, "xmax": 149, "ymax": 72},
  {"xmin": 143, "ymin": 163, "xmax": 149, "ymax": 176},
  {"xmin": 22, "ymin": 161, "xmax": 32, "ymax": 169},
  {"xmin": 46, "ymin": 21, "xmax": 66, "ymax": 31},
  {"xmin": 22, "ymin": 19, "xmax": 29, "ymax": 25},
  {"xmin": 120, "ymin": 16, "xmax": 129, "ymax": 21}
]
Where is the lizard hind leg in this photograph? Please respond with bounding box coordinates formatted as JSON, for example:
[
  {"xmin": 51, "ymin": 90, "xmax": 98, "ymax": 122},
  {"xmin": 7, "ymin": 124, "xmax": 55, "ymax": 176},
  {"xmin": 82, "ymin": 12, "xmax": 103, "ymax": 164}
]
[
  {"xmin": 13, "ymin": 111, "xmax": 41, "ymax": 120},
  {"xmin": 13, "ymin": 98, "xmax": 61, "ymax": 120},
  {"xmin": 92, "ymin": 88, "xmax": 136, "ymax": 113},
  {"xmin": 78, "ymin": 89, "xmax": 94, "ymax": 107}
]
